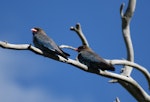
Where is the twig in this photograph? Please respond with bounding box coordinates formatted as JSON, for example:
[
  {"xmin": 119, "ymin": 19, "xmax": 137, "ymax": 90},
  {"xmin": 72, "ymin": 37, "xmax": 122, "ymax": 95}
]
[
  {"xmin": 59, "ymin": 45, "xmax": 76, "ymax": 50},
  {"xmin": 70, "ymin": 23, "xmax": 89, "ymax": 47}
]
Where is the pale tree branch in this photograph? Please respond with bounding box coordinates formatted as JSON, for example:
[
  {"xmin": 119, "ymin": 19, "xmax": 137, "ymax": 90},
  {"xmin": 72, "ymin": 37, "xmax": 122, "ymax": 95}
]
[
  {"xmin": 118, "ymin": 80, "xmax": 150, "ymax": 102},
  {"xmin": 0, "ymin": 41, "xmax": 150, "ymax": 101},
  {"xmin": 42, "ymin": 44, "xmax": 150, "ymax": 87},
  {"xmin": 59, "ymin": 45, "xmax": 76, "ymax": 50},
  {"xmin": 70, "ymin": 23, "xmax": 89, "ymax": 47},
  {"xmin": 118, "ymin": 1, "xmax": 150, "ymax": 101},
  {"xmin": 0, "ymin": 42, "xmax": 146, "ymax": 85},
  {"xmin": 0, "ymin": 41, "xmax": 150, "ymax": 82},
  {"xmin": 120, "ymin": 0, "xmax": 136, "ymax": 76},
  {"xmin": 108, "ymin": 59, "xmax": 150, "ymax": 89},
  {"xmin": 0, "ymin": 41, "xmax": 67, "ymax": 61}
]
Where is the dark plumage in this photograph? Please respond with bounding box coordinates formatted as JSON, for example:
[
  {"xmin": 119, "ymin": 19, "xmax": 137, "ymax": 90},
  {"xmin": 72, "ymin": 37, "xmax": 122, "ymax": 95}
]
[
  {"xmin": 76, "ymin": 45, "xmax": 115, "ymax": 71},
  {"xmin": 31, "ymin": 27, "xmax": 70, "ymax": 59}
]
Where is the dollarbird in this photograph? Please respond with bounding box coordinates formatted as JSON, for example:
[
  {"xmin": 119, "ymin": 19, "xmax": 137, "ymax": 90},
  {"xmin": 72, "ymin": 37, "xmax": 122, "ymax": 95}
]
[
  {"xmin": 31, "ymin": 27, "xmax": 70, "ymax": 59},
  {"xmin": 76, "ymin": 45, "xmax": 115, "ymax": 71}
]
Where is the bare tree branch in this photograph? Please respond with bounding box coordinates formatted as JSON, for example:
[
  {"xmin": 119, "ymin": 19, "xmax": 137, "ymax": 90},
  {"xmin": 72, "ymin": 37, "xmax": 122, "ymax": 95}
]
[
  {"xmin": 59, "ymin": 45, "xmax": 76, "ymax": 50},
  {"xmin": 0, "ymin": 41, "xmax": 150, "ymax": 82},
  {"xmin": 119, "ymin": 80, "xmax": 150, "ymax": 102},
  {"xmin": 0, "ymin": 42, "xmax": 142, "ymax": 84},
  {"xmin": 0, "ymin": 41, "xmax": 67, "ymax": 61},
  {"xmin": 0, "ymin": 41, "xmax": 150, "ymax": 102},
  {"xmin": 118, "ymin": 1, "xmax": 150, "ymax": 101},
  {"xmin": 70, "ymin": 23, "xmax": 89, "ymax": 47},
  {"xmin": 108, "ymin": 59, "xmax": 150, "ymax": 89},
  {"xmin": 60, "ymin": 45, "xmax": 150, "ymax": 87},
  {"xmin": 2, "ymin": 41, "xmax": 148, "ymax": 86},
  {"xmin": 120, "ymin": 0, "xmax": 136, "ymax": 76}
]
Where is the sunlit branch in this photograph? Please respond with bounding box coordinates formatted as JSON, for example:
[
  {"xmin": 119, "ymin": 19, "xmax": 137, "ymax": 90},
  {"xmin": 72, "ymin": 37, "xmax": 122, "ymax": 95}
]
[
  {"xmin": 107, "ymin": 59, "xmax": 150, "ymax": 89},
  {"xmin": 120, "ymin": 0, "xmax": 136, "ymax": 76},
  {"xmin": 0, "ymin": 41, "xmax": 143, "ymax": 84},
  {"xmin": 59, "ymin": 45, "xmax": 76, "ymax": 50},
  {"xmin": 70, "ymin": 23, "xmax": 89, "ymax": 47}
]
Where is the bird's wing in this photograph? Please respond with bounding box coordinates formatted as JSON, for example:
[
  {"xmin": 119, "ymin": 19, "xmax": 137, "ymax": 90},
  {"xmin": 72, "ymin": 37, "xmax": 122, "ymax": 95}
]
[
  {"xmin": 85, "ymin": 51, "xmax": 115, "ymax": 70},
  {"xmin": 79, "ymin": 50, "xmax": 115, "ymax": 71},
  {"xmin": 80, "ymin": 51, "xmax": 102, "ymax": 62},
  {"xmin": 80, "ymin": 51, "xmax": 109, "ymax": 66},
  {"xmin": 35, "ymin": 34, "xmax": 58, "ymax": 52},
  {"xmin": 78, "ymin": 51, "xmax": 97, "ymax": 65}
]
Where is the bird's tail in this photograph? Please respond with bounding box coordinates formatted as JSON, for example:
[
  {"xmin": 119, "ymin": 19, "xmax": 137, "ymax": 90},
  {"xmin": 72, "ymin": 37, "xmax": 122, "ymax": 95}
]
[
  {"xmin": 100, "ymin": 64, "xmax": 115, "ymax": 71},
  {"xmin": 57, "ymin": 50, "xmax": 70, "ymax": 60},
  {"xmin": 107, "ymin": 66, "xmax": 115, "ymax": 71}
]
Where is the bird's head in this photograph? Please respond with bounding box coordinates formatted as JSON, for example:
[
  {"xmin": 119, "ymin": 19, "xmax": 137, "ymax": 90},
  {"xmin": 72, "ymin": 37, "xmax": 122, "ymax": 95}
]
[
  {"xmin": 31, "ymin": 27, "xmax": 46, "ymax": 35},
  {"xmin": 75, "ymin": 45, "xmax": 91, "ymax": 52}
]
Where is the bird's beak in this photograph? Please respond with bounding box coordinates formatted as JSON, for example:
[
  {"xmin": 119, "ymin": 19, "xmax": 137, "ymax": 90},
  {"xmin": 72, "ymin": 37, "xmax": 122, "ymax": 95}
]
[
  {"xmin": 74, "ymin": 48, "xmax": 78, "ymax": 51},
  {"xmin": 31, "ymin": 28, "xmax": 37, "ymax": 32}
]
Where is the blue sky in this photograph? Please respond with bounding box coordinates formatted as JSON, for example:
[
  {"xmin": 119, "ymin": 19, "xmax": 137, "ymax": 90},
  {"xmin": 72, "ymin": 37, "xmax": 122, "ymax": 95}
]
[{"xmin": 0, "ymin": 0, "xmax": 150, "ymax": 102}]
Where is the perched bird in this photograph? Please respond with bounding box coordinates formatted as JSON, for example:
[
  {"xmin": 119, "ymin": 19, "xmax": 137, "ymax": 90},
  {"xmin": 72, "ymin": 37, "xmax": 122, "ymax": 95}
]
[
  {"xmin": 76, "ymin": 45, "xmax": 115, "ymax": 71},
  {"xmin": 31, "ymin": 27, "xmax": 70, "ymax": 59}
]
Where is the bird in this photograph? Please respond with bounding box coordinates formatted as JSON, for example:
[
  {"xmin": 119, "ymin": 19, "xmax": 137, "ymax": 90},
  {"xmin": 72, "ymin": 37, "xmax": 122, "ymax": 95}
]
[
  {"xmin": 31, "ymin": 27, "xmax": 70, "ymax": 59},
  {"xmin": 76, "ymin": 45, "xmax": 115, "ymax": 71}
]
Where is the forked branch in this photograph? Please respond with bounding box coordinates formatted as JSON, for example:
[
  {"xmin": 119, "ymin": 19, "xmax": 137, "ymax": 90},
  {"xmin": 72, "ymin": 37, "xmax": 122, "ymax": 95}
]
[
  {"xmin": 70, "ymin": 23, "xmax": 89, "ymax": 47},
  {"xmin": 120, "ymin": 0, "xmax": 136, "ymax": 76}
]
